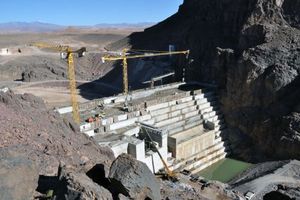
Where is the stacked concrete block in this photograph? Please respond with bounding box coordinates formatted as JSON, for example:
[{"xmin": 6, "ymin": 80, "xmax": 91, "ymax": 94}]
[
  {"xmin": 109, "ymin": 118, "xmax": 138, "ymax": 131},
  {"xmin": 128, "ymin": 140, "xmax": 145, "ymax": 161},
  {"xmin": 111, "ymin": 141, "xmax": 129, "ymax": 158},
  {"xmin": 123, "ymin": 126, "xmax": 140, "ymax": 136},
  {"xmin": 74, "ymin": 83, "xmax": 229, "ymax": 174}
]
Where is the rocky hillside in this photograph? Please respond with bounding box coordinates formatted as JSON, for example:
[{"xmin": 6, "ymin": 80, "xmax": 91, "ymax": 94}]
[
  {"xmin": 0, "ymin": 90, "xmax": 115, "ymax": 199},
  {"xmin": 0, "ymin": 90, "xmax": 114, "ymax": 175},
  {"xmin": 0, "ymin": 90, "xmax": 238, "ymax": 200},
  {"xmin": 0, "ymin": 53, "xmax": 111, "ymax": 82},
  {"xmin": 123, "ymin": 0, "xmax": 300, "ymax": 161}
]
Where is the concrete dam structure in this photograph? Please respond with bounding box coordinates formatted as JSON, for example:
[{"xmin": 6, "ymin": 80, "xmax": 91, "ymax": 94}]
[{"xmin": 58, "ymin": 82, "xmax": 231, "ymax": 174}]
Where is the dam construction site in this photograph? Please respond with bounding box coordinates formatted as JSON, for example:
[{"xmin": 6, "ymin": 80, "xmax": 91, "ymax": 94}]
[
  {"xmin": 1, "ymin": 0, "xmax": 300, "ymax": 200},
  {"xmin": 59, "ymin": 82, "xmax": 230, "ymax": 175}
]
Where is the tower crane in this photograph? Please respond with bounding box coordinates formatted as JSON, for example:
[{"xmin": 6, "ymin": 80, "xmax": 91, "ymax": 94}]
[
  {"xmin": 101, "ymin": 48, "xmax": 190, "ymax": 94},
  {"xmin": 30, "ymin": 42, "xmax": 86, "ymax": 123}
]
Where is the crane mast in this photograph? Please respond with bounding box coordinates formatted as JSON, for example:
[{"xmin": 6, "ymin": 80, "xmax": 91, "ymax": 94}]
[
  {"xmin": 30, "ymin": 43, "xmax": 83, "ymax": 123},
  {"xmin": 122, "ymin": 49, "xmax": 129, "ymax": 94},
  {"xmin": 67, "ymin": 50, "xmax": 80, "ymax": 123}
]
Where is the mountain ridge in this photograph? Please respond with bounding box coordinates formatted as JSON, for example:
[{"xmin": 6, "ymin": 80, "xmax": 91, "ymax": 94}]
[{"xmin": 0, "ymin": 21, "xmax": 155, "ymax": 33}]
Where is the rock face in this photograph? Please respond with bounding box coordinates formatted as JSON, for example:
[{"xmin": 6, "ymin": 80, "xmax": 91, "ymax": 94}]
[
  {"xmin": 125, "ymin": 0, "xmax": 300, "ymax": 161},
  {"xmin": 0, "ymin": 90, "xmax": 114, "ymax": 176},
  {"xmin": 55, "ymin": 167, "xmax": 113, "ymax": 200},
  {"xmin": 0, "ymin": 148, "xmax": 39, "ymax": 200},
  {"xmin": 0, "ymin": 90, "xmax": 115, "ymax": 198},
  {"xmin": 108, "ymin": 154, "xmax": 161, "ymax": 200}
]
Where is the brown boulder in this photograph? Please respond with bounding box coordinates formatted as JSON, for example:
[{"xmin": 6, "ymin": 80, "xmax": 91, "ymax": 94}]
[{"xmin": 108, "ymin": 154, "xmax": 161, "ymax": 200}]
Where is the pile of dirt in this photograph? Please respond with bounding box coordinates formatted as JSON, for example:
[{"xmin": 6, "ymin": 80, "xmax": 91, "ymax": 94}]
[{"xmin": 117, "ymin": 0, "xmax": 300, "ymax": 161}]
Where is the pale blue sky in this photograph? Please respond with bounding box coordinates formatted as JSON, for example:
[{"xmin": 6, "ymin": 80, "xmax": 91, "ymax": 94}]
[{"xmin": 0, "ymin": 0, "xmax": 183, "ymax": 25}]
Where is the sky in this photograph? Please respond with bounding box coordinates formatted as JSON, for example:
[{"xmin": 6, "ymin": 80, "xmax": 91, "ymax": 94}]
[{"xmin": 0, "ymin": 0, "xmax": 183, "ymax": 25}]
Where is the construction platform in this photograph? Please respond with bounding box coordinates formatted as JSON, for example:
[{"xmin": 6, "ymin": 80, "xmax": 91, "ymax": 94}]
[{"xmin": 57, "ymin": 82, "xmax": 231, "ymax": 174}]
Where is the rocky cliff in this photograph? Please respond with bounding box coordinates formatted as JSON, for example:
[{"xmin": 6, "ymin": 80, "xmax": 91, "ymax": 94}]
[
  {"xmin": 125, "ymin": 0, "xmax": 300, "ymax": 161},
  {"xmin": 0, "ymin": 90, "xmax": 115, "ymax": 199}
]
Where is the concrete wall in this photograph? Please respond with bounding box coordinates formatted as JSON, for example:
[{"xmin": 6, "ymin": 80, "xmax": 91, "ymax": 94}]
[
  {"xmin": 111, "ymin": 142, "xmax": 129, "ymax": 158},
  {"xmin": 170, "ymin": 130, "xmax": 215, "ymax": 159},
  {"xmin": 143, "ymin": 147, "xmax": 168, "ymax": 173},
  {"xmin": 128, "ymin": 140, "xmax": 145, "ymax": 161}
]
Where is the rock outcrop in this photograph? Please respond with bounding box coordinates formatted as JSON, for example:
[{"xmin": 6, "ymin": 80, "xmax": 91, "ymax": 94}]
[
  {"xmin": 123, "ymin": 0, "xmax": 300, "ymax": 161},
  {"xmin": 0, "ymin": 90, "xmax": 115, "ymax": 198},
  {"xmin": 55, "ymin": 167, "xmax": 113, "ymax": 200},
  {"xmin": 108, "ymin": 154, "xmax": 161, "ymax": 200},
  {"xmin": 0, "ymin": 149, "xmax": 39, "ymax": 200},
  {"xmin": 0, "ymin": 90, "xmax": 114, "ymax": 176}
]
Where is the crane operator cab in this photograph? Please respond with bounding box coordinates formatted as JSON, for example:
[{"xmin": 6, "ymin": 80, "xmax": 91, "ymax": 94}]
[{"xmin": 60, "ymin": 47, "xmax": 87, "ymax": 59}]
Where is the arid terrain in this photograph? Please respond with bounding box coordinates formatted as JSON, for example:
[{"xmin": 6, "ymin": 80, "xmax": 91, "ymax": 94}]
[
  {"xmin": 1, "ymin": 0, "xmax": 300, "ymax": 200},
  {"xmin": 0, "ymin": 30, "xmax": 129, "ymax": 108},
  {"xmin": 0, "ymin": 27, "xmax": 175, "ymax": 108}
]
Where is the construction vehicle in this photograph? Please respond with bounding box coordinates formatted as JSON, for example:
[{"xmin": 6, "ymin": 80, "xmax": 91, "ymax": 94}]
[
  {"xmin": 30, "ymin": 42, "xmax": 86, "ymax": 123},
  {"xmin": 143, "ymin": 127, "xmax": 178, "ymax": 181},
  {"xmin": 102, "ymin": 48, "xmax": 190, "ymax": 94}
]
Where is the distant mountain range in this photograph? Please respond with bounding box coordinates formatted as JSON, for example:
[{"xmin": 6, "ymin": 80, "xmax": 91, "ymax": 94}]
[{"xmin": 0, "ymin": 22, "xmax": 155, "ymax": 33}]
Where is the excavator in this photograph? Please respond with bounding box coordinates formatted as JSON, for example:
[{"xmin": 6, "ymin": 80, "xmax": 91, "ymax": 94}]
[
  {"xmin": 101, "ymin": 48, "xmax": 190, "ymax": 94},
  {"xmin": 142, "ymin": 127, "xmax": 178, "ymax": 182},
  {"xmin": 30, "ymin": 42, "xmax": 86, "ymax": 123}
]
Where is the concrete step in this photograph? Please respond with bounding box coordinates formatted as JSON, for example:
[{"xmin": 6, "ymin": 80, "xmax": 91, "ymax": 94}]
[
  {"xmin": 170, "ymin": 140, "xmax": 226, "ymax": 171},
  {"xmin": 153, "ymin": 104, "xmax": 199, "ymax": 123},
  {"xmin": 167, "ymin": 120, "xmax": 203, "ymax": 136},
  {"xmin": 156, "ymin": 115, "xmax": 184, "ymax": 127},
  {"xmin": 190, "ymin": 152, "xmax": 227, "ymax": 174},
  {"xmin": 193, "ymin": 93, "xmax": 205, "ymax": 100},
  {"xmin": 108, "ymin": 114, "xmax": 152, "ymax": 131},
  {"xmin": 215, "ymin": 129, "xmax": 228, "ymax": 138},
  {"xmin": 146, "ymin": 94, "xmax": 198, "ymax": 113},
  {"xmin": 165, "ymin": 115, "xmax": 203, "ymax": 135},
  {"xmin": 195, "ymin": 98, "xmax": 208, "ymax": 105},
  {"xmin": 202, "ymin": 110, "xmax": 217, "ymax": 119},
  {"xmin": 178, "ymin": 146, "xmax": 226, "ymax": 172},
  {"xmin": 177, "ymin": 96, "xmax": 194, "ymax": 103},
  {"xmin": 215, "ymin": 130, "xmax": 226, "ymax": 138},
  {"xmin": 215, "ymin": 123, "xmax": 227, "ymax": 131},
  {"xmin": 141, "ymin": 119, "xmax": 155, "ymax": 126},
  {"xmin": 197, "ymin": 102, "xmax": 211, "ymax": 110},
  {"xmin": 150, "ymin": 100, "xmax": 196, "ymax": 117},
  {"xmin": 199, "ymin": 106, "xmax": 213, "ymax": 114},
  {"xmin": 213, "ymin": 119, "xmax": 225, "ymax": 126},
  {"xmin": 207, "ymin": 114, "xmax": 224, "ymax": 123},
  {"xmin": 156, "ymin": 112, "xmax": 202, "ymax": 129},
  {"xmin": 159, "ymin": 114, "xmax": 203, "ymax": 136},
  {"xmin": 176, "ymin": 129, "xmax": 211, "ymax": 146},
  {"xmin": 146, "ymin": 102, "xmax": 172, "ymax": 112},
  {"xmin": 190, "ymin": 149, "xmax": 226, "ymax": 172}
]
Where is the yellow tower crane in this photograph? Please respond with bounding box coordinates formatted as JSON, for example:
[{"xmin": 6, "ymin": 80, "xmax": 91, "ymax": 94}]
[
  {"xmin": 30, "ymin": 42, "xmax": 86, "ymax": 123},
  {"xmin": 102, "ymin": 48, "xmax": 190, "ymax": 94}
]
